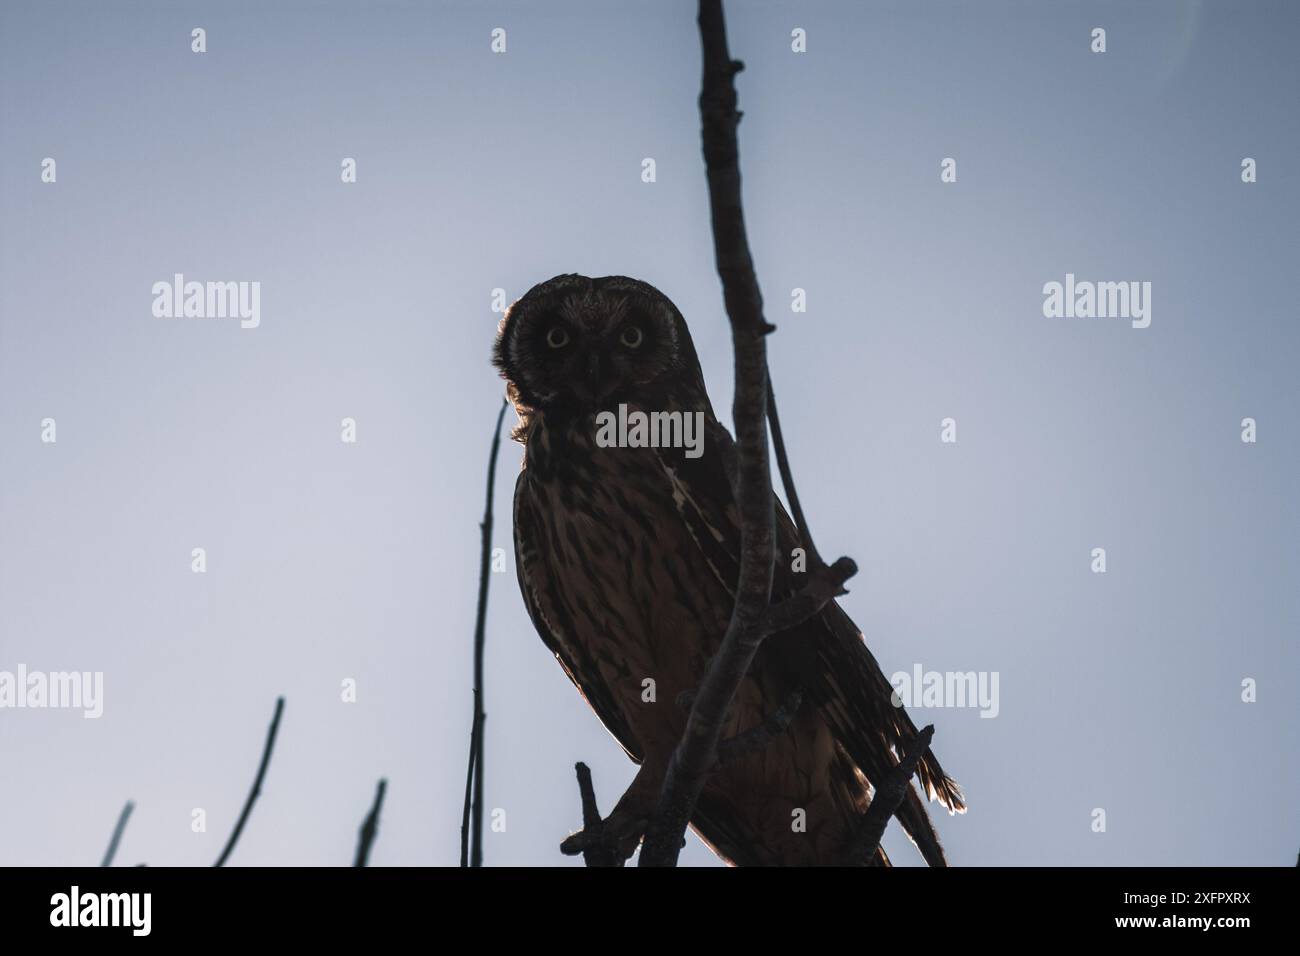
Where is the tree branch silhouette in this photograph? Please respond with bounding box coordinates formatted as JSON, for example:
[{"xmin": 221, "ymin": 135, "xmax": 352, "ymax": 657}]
[
  {"xmin": 637, "ymin": 0, "xmax": 857, "ymax": 866},
  {"xmin": 766, "ymin": 383, "xmax": 823, "ymax": 569},
  {"xmin": 100, "ymin": 800, "xmax": 134, "ymax": 867},
  {"xmin": 464, "ymin": 397, "xmax": 509, "ymax": 867},
  {"xmin": 214, "ymin": 696, "xmax": 284, "ymax": 867},
  {"xmin": 461, "ymin": 692, "xmax": 483, "ymax": 866},
  {"xmin": 559, "ymin": 763, "xmax": 626, "ymax": 867},
  {"xmin": 842, "ymin": 725, "xmax": 934, "ymax": 865},
  {"xmin": 561, "ymin": 0, "xmax": 939, "ymax": 868},
  {"xmin": 354, "ymin": 778, "xmax": 388, "ymax": 867},
  {"xmin": 715, "ymin": 688, "xmax": 803, "ymax": 768}
]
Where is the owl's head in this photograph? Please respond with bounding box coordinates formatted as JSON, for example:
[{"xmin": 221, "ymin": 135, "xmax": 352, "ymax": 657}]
[{"xmin": 493, "ymin": 274, "xmax": 706, "ymax": 434}]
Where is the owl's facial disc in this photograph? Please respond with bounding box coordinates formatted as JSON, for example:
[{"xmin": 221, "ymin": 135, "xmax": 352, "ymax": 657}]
[
  {"xmin": 495, "ymin": 275, "xmax": 703, "ymax": 426},
  {"xmin": 498, "ymin": 284, "xmax": 678, "ymax": 413},
  {"xmin": 533, "ymin": 312, "xmax": 656, "ymax": 409}
]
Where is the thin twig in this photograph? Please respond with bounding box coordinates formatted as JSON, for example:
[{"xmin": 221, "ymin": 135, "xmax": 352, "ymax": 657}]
[
  {"xmin": 762, "ymin": 557, "xmax": 857, "ymax": 633},
  {"xmin": 767, "ymin": 383, "xmax": 822, "ymax": 569},
  {"xmin": 460, "ymin": 694, "xmax": 482, "ymax": 867},
  {"xmin": 100, "ymin": 800, "xmax": 134, "ymax": 867},
  {"xmin": 576, "ymin": 764, "xmax": 603, "ymax": 835},
  {"xmin": 842, "ymin": 725, "xmax": 935, "ymax": 865},
  {"xmin": 559, "ymin": 763, "xmax": 624, "ymax": 867},
  {"xmin": 354, "ymin": 778, "xmax": 388, "ymax": 867},
  {"xmin": 213, "ymin": 696, "xmax": 285, "ymax": 867},
  {"xmin": 467, "ymin": 397, "xmax": 509, "ymax": 868}
]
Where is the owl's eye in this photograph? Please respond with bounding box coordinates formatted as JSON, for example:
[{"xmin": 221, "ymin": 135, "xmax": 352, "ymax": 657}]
[
  {"xmin": 619, "ymin": 326, "xmax": 644, "ymax": 348},
  {"xmin": 546, "ymin": 327, "xmax": 570, "ymax": 349}
]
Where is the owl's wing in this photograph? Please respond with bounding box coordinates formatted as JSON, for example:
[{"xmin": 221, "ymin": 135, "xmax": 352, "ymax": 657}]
[
  {"xmin": 513, "ymin": 469, "xmax": 645, "ymax": 764},
  {"xmin": 655, "ymin": 418, "xmax": 964, "ymax": 863},
  {"xmin": 514, "ymin": 463, "xmax": 772, "ymax": 866}
]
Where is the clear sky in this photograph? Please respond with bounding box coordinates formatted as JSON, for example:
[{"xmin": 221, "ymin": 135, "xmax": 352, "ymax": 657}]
[{"xmin": 1, "ymin": 0, "xmax": 1296, "ymax": 866}]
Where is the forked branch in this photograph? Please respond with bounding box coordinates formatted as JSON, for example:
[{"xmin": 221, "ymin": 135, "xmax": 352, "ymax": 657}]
[{"xmin": 559, "ymin": 763, "xmax": 629, "ymax": 867}]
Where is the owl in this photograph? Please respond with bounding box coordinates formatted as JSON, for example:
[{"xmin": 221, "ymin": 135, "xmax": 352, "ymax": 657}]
[{"xmin": 494, "ymin": 273, "xmax": 964, "ymax": 866}]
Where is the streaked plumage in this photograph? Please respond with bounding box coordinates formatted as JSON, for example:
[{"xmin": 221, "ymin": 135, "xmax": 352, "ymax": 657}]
[{"xmin": 494, "ymin": 274, "xmax": 964, "ymax": 866}]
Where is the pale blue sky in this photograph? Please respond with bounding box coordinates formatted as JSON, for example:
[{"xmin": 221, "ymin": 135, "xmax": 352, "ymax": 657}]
[{"xmin": 1, "ymin": 0, "xmax": 1296, "ymax": 866}]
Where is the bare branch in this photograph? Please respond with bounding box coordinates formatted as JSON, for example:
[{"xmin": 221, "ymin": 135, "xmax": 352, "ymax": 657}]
[
  {"xmin": 567, "ymin": 0, "xmax": 863, "ymax": 867},
  {"xmin": 559, "ymin": 763, "xmax": 627, "ymax": 867},
  {"xmin": 354, "ymin": 778, "xmax": 388, "ymax": 867},
  {"xmin": 460, "ymin": 692, "xmax": 483, "ymax": 867},
  {"xmin": 214, "ymin": 696, "xmax": 285, "ymax": 867},
  {"xmin": 466, "ymin": 397, "xmax": 509, "ymax": 868},
  {"xmin": 575, "ymin": 763, "xmax": 603, "ymax": 835},
  {"xmin": 100, "ymin": 800, "xmax": 134, "ymax": 867},
  {"xmin": 762, "ymin": 556, "xmax": 857, "ymax": 633},
  {"xmin": 842, "ymin": 725, "xmax": 935, "ymax": 866},
  {"xmin": 716, "ymin": 688, "xmax": 803, "ymax": 767},
  {"xmin": 767, "ymin": 383, "xmax": 822, "ymax": 568},
  {"xmin": 637, "ymin": 0, "xmax": 778, "ymax": 866}
]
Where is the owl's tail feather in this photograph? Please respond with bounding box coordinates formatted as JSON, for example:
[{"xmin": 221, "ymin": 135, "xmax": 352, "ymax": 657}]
[{"xmin": 895, "ymin": 783, "xmax": 948, "ymax": 868}]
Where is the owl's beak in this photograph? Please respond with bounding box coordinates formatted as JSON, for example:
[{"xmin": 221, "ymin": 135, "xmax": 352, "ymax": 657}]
[{"xmin": 574, "ymin": 352, "xmax": 608, "ymax": 406}]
